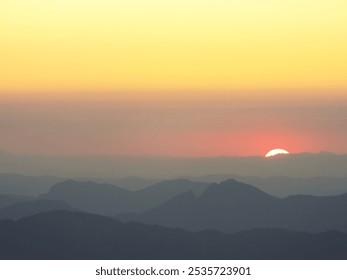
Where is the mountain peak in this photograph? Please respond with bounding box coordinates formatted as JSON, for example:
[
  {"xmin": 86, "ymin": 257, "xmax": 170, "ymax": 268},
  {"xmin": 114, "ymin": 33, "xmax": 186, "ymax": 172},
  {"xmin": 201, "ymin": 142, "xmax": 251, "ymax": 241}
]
[{"xmin": 201, "ymin": 179, "xmax": 274, "ymax": 203}]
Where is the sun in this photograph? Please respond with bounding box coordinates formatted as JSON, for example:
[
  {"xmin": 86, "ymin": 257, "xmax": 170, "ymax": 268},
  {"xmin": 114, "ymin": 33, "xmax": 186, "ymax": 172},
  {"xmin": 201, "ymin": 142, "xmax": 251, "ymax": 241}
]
[{"xmin": 265, "ymin": 148, "xmax": 289, "ymax": 157}]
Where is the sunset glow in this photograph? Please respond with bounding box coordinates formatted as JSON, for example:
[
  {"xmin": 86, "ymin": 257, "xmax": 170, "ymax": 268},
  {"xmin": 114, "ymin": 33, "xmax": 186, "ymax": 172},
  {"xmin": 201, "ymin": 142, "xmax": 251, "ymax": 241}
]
[
  {"xmin": 265, "ymin": 149, "xmax": 290, "ymax": 158},
  {"xmin": 0, "ymin": 1, "xmax": 347, "ymax": 157}
]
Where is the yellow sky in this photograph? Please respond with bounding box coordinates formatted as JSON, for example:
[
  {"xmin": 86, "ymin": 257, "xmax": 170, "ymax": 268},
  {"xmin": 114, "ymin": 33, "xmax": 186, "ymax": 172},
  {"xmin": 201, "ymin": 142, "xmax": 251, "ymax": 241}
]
[{"xmin": 1, "ymin": 0, "xmax": 347, "ymax": 100}]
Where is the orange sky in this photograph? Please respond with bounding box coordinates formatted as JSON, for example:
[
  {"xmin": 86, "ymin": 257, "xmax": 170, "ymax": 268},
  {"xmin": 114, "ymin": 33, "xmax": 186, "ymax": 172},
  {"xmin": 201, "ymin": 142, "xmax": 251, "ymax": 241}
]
[
  {"xmin": 1, "ymin": 1, "xmax": 347, "ymax": 156},
  {"xmin": 0, "ymin": 101, "xmax": 346, "ymax": 156}
]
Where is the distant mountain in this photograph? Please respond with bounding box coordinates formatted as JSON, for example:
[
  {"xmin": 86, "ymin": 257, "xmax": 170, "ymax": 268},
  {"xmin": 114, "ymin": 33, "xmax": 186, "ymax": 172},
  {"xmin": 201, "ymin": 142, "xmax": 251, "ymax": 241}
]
[
  {"xmin": 72, "ymin": 176, "xmax": 162, "ymax": 191},
  {"xmin": 118, "ymin": 179, "xmax": 347, "ymax": 233},
  {"xmin": 0, "ymin": 194, "xmax": 34, "ymax": 210},
  {"xmin": 0, "ymin": 199, "xmax": 76, "ymax": 220},
  {"xmin": 3, "ymin": 171, "xmax": 347, "ymax": 198},
  {"xmin": 194, "ymin": 175, "xmax": 347, "ymax": 197},
  {"xmin": 40, "ymin": 179, "xmax": 208, "ymax": 215},
  {"xmin": 0, "ymin": 172, "xmax": 160, "ymax": 196},
  {"xmin": 133, "ymin": 179, "xmax": 209, "ymax": 207},
  {"xmin": 1, "ymin": 210, "xmax": 347, "ymax": 260},
  {"xmin": 40, "ymin": 180, "xmax": 132, "ymax": 216},
  {"xmin": 107, "ymin": 176, "xmax": 161, "ymax": 191},
  {"xmin": 1, "ymin": 152, "xmax": 347, "ymax": 179},
  {"xmin": 0, "ymin": 173, "xmax": 62, "ymax": 196}
]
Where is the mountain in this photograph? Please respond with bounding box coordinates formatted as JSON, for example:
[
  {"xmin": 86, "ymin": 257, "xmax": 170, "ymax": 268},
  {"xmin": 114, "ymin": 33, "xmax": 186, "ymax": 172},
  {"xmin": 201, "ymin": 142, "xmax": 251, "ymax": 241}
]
[
  {"xmin": 40, "ymin": 179, "xmax": 208, "ymax": 215},
  {"xmin": 1, "ymin": 210, "xmax": 347, "ymax": 260},
  {"xmin": 40, "ymin": 180, "xmax": 132, "ymax": 216},
  {"xmin": 1, "ymin": 152, "xmax": 347, "ymax": 179},
  {"xmin": 133, "ymin": 179, "xmax": 209, "ymax": 208},
  {"xmin": 0, "ymin": 173, "xmax": 62, "ymax": 196},
  {"xmin": 0, "ymin": 194, "xmax": 34, "ymax": 210},
  {"xmin": 0, "ymin": 199, "xmax": 76, "ymax": 220},
  {"xmin": 106, "ymin": 176, "xmax": 161, "ymax": 191},
  {"xmin": 72, "ymin": 176, "xmax": 162, "ymax": 191},
  {"xmin": 117, "ymin": 179, "xmax": 347, "ymax": 233},
  {"xmin": 239, "ymin": 176, "xmax": 347, "ymax": 197},
  {"xmin": 195, "ymin": 175, "xmax": 347, "ymax": 197}
]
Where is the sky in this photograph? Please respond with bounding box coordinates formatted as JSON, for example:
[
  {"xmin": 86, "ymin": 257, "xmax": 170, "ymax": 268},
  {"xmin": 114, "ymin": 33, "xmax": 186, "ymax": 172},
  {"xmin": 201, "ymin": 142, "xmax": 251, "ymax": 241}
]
[
  {"xmin": 0, "ymin": 101, "xmax": 346, "ymax": 157},
  {"xmin": 0, "ymin": 0, "xmax": 347, "ymax": 156}
]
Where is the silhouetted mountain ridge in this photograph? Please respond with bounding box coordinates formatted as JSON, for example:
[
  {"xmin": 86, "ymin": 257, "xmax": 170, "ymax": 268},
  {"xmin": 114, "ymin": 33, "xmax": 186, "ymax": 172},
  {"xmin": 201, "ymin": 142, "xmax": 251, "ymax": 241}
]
[
  {"xmin": 41, "ymin": 179, "xmax": 209, "ymax": 215},
  {"xmin": 0, "ymin": 173, "xmax": 63, "ymax": 196},
  {"xmin": 2, "ymin": 152, "xmax": 347, "ymax": 178},
  {"xmin": 201, "ymin": 179, "xmax": 274, "ymax": 205},
  {"xmin": 0, "ymin": 194, "xmax": 34, "ymax": 210},
  {"xmin": 1, "ymin": 210, "xmax": 347, "ymax": 260},
  {"xmin": 41, "ymin": 180, "xmax": 132, "ymax": 215},
  {"xmin": 195, "ymin": 175, "xmax": 347, "ymax": 197},
  {"xmin": 118, "ymin": 179, "xmax": 347, "ymax": 233},
  {"xmin": 0, "ymin": 199, "xmax": 76, "ymax": 220}
]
